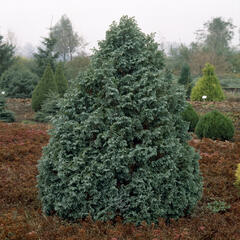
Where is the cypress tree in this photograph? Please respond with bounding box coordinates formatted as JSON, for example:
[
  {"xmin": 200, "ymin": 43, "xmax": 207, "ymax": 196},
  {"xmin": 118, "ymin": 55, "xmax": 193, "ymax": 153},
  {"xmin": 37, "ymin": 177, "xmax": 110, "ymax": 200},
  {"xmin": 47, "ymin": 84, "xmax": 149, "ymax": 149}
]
[
  {"xmin": 190, "ymin": 63, "xmax": 225, "ymax": 101},
  {"xmin": 178, "ymin": 64, "xmax": 192, "ymax": 99},
  {"xmin": 37, "ymin": 16, "xmax": 202, "ymax": 224},
  {"xmin": 55, "ymin": 62, "xmax": 68, "ymax": 97},
  {"xmin": 178, "ymin": 64, "xmax": 191, "ymax": 85},
  {"xmin": 32, "ymin": 64, "xmax": 57, "ymax": 111}
]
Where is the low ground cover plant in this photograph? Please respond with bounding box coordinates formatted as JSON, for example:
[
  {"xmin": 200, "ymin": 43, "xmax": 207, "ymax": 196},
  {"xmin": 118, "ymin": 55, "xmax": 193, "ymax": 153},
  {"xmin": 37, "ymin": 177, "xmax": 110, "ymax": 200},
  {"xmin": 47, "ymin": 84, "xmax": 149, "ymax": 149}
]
[{"xmin": 207, "ymin": 200, "xmax": 231, "ymax": 213}]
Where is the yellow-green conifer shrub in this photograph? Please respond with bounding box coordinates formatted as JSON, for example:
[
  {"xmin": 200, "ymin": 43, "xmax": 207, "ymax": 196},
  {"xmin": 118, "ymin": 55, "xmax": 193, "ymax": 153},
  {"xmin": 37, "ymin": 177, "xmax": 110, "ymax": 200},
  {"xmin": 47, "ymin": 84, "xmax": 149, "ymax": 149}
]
[
  {"xmin": 190, "ymin": 63, "xmax": 225, "ymax": 101},
  {"xmin": 235, "ymin": 163, "xmax": 240, "ymax": 191}
]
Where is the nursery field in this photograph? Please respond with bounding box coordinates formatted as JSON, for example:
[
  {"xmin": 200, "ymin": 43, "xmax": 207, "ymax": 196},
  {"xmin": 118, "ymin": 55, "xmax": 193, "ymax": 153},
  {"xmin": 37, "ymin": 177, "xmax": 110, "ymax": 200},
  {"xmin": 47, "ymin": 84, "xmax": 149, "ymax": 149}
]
[{"xmin": 0, "ymin": 105, "xmax": 240, "ymax": 239}]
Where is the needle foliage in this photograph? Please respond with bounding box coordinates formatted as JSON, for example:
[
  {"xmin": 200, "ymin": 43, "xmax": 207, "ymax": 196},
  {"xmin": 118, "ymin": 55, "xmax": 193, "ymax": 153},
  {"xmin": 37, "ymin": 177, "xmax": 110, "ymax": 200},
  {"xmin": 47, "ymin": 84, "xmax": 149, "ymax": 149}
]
[{"xmin": 38, "ymin": 16, "xmax": 202, "ymax": 224}]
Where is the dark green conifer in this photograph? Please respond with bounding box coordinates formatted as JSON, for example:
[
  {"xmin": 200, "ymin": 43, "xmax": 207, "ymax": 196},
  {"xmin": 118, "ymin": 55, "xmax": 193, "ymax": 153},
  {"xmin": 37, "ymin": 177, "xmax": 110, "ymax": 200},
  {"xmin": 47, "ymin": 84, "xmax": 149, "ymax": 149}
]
[
  {"xmin": 33, "ymin": 34, "xmax": 59, "ymax": 77},
  {"xmin": 178, "ymin": 64, "xmax": 191, "ymax": 85},
  {"xmin": 32, "ymin": 64, "xmax": 57, "ymax": 111},
  {"xmin": 178, "ymin": 64, "xmax": 192, "ymax": 99},
  {"xmin": 37, "ymin": 16, "xmax": 202, "ymax": 224},
  {"xmin": 55, "ymin": 62, "xmax": 68, "ymax": 97}
]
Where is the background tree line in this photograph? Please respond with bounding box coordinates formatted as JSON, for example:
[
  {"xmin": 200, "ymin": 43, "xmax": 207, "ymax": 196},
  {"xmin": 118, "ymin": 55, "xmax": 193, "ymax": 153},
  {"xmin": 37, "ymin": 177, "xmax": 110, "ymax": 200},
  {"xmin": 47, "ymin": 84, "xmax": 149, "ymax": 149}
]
[
  {"xmin": 166, "ymin": 17, "xmax": 240, "ymax": 77},
  {"xmin": 0, "ymin": 15, "xmax": 239, "ymax": 100},
  {"xmin": 0, "ymin": 14, "xmax": 90, "ymax": 99}
]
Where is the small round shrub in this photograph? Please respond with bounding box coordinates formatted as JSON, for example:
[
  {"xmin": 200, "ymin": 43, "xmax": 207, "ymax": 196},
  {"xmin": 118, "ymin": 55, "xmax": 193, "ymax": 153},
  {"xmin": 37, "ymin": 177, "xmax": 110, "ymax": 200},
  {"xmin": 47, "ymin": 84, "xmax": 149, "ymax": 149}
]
[
  {"xmin": 181, "ymin": 103, "xmax": 199, "ymax": 132},
  {"xmin": 0, "ymin": 110, "xmax": 15, "ymax": 122},
  {"xmin": 195, "ymin": 110, "xmax": 234, "ymax": 140},
  {"xmin": 0, "ymin": 63, "xmax": 38, "ymax": 98},
  {"xmin": 0, "ymin": 96, "xmax": 15, "ymax": 122}
]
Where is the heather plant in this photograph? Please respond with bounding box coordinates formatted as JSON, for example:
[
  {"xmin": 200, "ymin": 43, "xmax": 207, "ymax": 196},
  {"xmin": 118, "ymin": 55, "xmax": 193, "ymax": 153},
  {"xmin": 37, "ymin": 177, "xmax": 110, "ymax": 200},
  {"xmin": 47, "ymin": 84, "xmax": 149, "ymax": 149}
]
[
  {"xmin": 181, "ymin": 103, "xmax": 199, "ymax": 132},
  {"xmin": 32, "ymin": 64, "xmax": 58, "ymax": 112},
  {"xmin": 207, "ymin": 200, "xmax": 230, "ymax": 213},
  {"xmin": 37, "ymin": 16, "xmax": 202, "ymax": 224},
  {"xmin": 190, "ymin": 63, "xmax": 225, "ymax": 101},
  {"xmin": 195, "ymin": 110, "xmax": 234, "ymax": 140}
]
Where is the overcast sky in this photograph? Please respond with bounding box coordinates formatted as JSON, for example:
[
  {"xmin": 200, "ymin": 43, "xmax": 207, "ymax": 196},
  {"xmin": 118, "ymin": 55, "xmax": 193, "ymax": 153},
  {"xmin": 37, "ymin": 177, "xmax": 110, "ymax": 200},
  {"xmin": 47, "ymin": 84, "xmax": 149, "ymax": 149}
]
[{"xmin": 0, "ymin": 0, "xmax": 239, "ymax": 54}]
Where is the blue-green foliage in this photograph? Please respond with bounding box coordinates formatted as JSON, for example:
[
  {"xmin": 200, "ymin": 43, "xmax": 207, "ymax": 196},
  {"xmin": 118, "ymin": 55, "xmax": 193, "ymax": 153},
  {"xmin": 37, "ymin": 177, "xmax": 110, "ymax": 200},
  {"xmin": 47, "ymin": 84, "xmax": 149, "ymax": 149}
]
[
  {"xmin": 37, "ymin": 16, "xmax": 202, "ymax": 224},
  {"xmin": 0, "ymin": 95, "xmax": 15, "ymax": 122}
]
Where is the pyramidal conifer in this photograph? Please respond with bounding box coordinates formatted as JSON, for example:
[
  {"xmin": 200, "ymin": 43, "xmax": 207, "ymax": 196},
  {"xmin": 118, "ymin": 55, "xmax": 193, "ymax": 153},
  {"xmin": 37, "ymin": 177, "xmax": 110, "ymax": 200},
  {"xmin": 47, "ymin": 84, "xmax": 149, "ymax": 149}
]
[
  {"xmin": 55, "ymin": 62, "xmax": 68, "ymax": 97},
  {"xmin": 178, "ymin": 64, "xmax": 191, "ymax": 85},
  {"xmin": 37, "ymin": 16, "xmax": 202, "ymax": 224},
  {"xmin": 190, "ymin": 63, "xmax": 225, "ymax": 101},
  {"xmin": 32, "ymin": 64, "xmax": 58, "ymax": 111}
]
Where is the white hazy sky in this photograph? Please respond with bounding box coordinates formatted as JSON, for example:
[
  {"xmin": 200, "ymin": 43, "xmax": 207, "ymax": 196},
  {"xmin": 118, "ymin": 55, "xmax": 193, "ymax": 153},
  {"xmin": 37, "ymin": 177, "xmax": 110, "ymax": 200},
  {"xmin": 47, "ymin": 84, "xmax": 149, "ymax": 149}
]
[{"xmin": 0, "ymin": 0, "xmax": 239, "ymax": 53}]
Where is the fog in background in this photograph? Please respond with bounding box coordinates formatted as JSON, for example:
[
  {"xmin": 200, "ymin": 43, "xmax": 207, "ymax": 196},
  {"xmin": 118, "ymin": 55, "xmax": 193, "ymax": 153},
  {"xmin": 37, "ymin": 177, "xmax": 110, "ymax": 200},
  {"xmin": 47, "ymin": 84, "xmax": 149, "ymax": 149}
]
[{"xmin": 0, "ymin": 0, "xmax": 239, "ymax": 55}]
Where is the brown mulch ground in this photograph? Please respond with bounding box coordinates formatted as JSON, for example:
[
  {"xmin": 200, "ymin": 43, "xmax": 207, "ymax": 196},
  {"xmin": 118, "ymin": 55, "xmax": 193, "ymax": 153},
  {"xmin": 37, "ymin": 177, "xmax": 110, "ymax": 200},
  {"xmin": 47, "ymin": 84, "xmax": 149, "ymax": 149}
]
[
  {"xmin": 0, "ymin": 99, "xmax": 240, "ymax": 240},
  {"xmin": 5, "ymin": 98, "xmax": 240, "ymax": 121},
  {"xmin": 0, "ymin": 122, "xmax": 240, "ymax": 240},
  {"xmin": 190, "ymin": 101, "xmax": 240, "ymax": 113},
  {"xmin": 1, "ymin": 99, "xmax": 240, "ymax": 239}
]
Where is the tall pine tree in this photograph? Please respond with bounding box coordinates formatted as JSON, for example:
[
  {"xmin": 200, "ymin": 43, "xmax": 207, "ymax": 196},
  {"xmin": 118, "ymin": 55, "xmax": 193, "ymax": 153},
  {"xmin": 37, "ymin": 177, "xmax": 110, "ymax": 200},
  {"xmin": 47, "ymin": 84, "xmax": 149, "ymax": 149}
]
[
  {"xmin": 33, "ymin": 33, "xmax": 59, "ymax": 77},
  {"xmin": 37, "ymin": 16, "xmax": 202, "ymax": 224},
  {"xmin": 0, "ymin": 35, "xmax": 15, "ymax": 77}
]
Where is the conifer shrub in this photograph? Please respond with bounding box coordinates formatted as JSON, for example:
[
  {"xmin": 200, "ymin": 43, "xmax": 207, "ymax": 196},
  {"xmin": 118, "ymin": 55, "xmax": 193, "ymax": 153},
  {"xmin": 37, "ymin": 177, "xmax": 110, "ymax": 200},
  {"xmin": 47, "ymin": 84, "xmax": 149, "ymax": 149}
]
[
  {"xmin": 181, "ymin": 103, "xmax": 199, "ymax": 132},
  {"xmin": 0, "ymin": 95, "xmax": 15, "ymax": 122},
  {"xmin": 37, "ymin": 16, "xmax": 202, "ymax": 224},
  {"xmin": 32, "ymin": 64, "xmax": 58, "ymax": 112},
  {"xmin": 190, "ymin": 63, "xmax": 225, "ymax": 101},
  {"xmin": 178, "ymin": 64, "xmax": 192, "ymax": 99},
  {"xmin": 195, "ymin": 110, "xmax": 234, "ymax": 140},
  {"xmin": 55, "ymin": 62, "xmax": 68, "ymax": 97},
  {"xmin": 0, "ymin": 63, "xmax": 38, "ymax": 98},
  {"xmin": 35, "ymin": 91, "xmax": 61, "ymax": 123}
]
